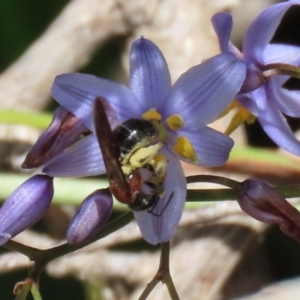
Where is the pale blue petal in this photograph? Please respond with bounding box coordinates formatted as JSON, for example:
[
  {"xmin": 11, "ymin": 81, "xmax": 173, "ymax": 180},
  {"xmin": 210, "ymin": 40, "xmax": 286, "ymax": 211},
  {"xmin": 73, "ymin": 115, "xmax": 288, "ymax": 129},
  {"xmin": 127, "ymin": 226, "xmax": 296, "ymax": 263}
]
[
  {"xmin": 43, "ymin": 134, "xmax": 106, "ymax": 177},
  {"xmin": 263, "ymin": 44, "xmax": 300, "ymax": 65},
  {"xmin": 134, "ymin": 147, "xmax": 186, "ymax": 245},
  {"xmin": 237, "ymin": 94, "xmax": 259, "ymax": 116},
  {"xmin": 51, "ymin": 73, "xmax": 143, "ymax": 130},
  {"xmin": 243, "ymin": 2, "xmax": 294, "ymax": 65},
  {"xmin": 255, "ymin": 87, "xmax": 300, "ymax": 156},
  {"xmin": 269, "ymin": 77, "xmax": 300, "ymax": 117},
  {"xmin": 211, "ymin": 12, "xmax": 232, "ymax": 53},
  {"xmin": 163, "ymin": 53, "xmax": 246, "ymax": 130},
  {"xmin": 173, "ymin": 126, "xmax": 234, "ymax": 167},
  {"xmin": 130, "ymin": 37, "xmax": 171, "ymax": 112}
]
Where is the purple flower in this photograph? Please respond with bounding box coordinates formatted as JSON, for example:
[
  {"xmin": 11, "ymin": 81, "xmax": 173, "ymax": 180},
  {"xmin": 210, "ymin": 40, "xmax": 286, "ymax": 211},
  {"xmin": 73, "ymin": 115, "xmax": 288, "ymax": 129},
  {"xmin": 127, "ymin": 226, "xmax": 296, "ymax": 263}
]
[
  {"xmin": 67, "ymin": 188, "xmax": 113, "ymax": 245},
  {"xmin": 238, "ymin": 178, "xmax": 300, "ymax": 242},
  {"xmin": 23, "ymin": 38, "xmax": 245, "ymax": 244},
  {"xmin": 0, "ymin": 175, "xmax": 53, "ymax": 245},
  {"xmin": 212, "ymin": 1, "xmax": 300, "ymax": 156}
]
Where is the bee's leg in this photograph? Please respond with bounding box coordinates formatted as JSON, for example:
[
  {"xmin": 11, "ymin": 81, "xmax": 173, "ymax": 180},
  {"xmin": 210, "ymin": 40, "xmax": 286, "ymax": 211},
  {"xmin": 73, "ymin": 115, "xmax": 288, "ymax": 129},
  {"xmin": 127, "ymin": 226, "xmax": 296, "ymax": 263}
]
[{"xmin": 148, "ymin": 191, "xmax": 174, "ymax": 217}]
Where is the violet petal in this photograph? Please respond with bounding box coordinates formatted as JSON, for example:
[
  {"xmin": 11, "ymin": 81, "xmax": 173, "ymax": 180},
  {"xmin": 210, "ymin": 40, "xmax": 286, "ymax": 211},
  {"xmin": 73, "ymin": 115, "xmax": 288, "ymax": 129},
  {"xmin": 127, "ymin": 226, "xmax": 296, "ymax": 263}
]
[
  {"xmin": 43, "ymin": 134, "xmax": 106, "ymax": 177},
  {"xmin": 254, "ymin": 86, "xmax": 300, "ymax": 156},
  {"xmin": 211, "ymin": 12, "xmax": 232, "ymax": 53},
  {"xmin": 243, "ymin": 1, "xmax": 294, "ymax": 65},
  {"xmin": 134, "ymin": 147, "xmax": 186, "ymax": 245},
  {"xmin": 263, "ymin": 44, "xmax": 300, "ymax": 65},
  {"xmin": 269, "ymin": 76, "xmax": 300, "ymax": 118},
  {"xmin": 51, "ymin": 73, "xmax": 143, "ymax": 130},
  {"xmin": 163, "ymin": 53, "xmax": 246, "ymax": 130},
  {"xmin": 174, "ymin": 126, "xmax": 234, "ymax": 167},
  {"xmin": 130, "ymin": 37, "xmax": 171, "ymax": 112}
]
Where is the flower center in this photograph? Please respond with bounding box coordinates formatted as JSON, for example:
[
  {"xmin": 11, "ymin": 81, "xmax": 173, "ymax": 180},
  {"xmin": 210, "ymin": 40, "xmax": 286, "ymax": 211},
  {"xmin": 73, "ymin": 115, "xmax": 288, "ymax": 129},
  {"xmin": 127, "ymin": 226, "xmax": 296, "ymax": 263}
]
[
  {"xmin": 166, "ymin": 114, "xmax": 197, "ymax": 163},
  {"xmin": 142, "ymin": 109, "xmax": 198, "ymax": 164}
]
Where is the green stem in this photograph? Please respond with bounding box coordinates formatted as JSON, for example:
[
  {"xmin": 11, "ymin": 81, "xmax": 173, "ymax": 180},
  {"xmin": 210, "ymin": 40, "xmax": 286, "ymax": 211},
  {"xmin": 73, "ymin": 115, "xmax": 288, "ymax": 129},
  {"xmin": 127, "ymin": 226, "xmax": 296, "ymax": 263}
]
[
  {"xmin": 186, "ymin": 175, "xmax": 300, "ymax": 203},
  {"xmin": 161, "ymin": 243, "xmax": 180, "ymax": 300},
  {"xmin": 28, "ymin": 212, "xmax": 134, "ymax": 280},
  {"xmin": 187, "ymin": 188, "xmax": 237, "ymax": 202},
  {"xmin": 4, "ymin": 240, "xmax": 41, "ymax": 258},
  {"xmin": 263, "ymin": 63, "xmax": 300, "ymax": 79},
  {"xmin": 139, "ymin": 242, "xmax": 180, "ymax": 300},
  {"xmin": 138, "ymin": 278, "xmax": 158, "ymax": 300},
  {"xmin": 276, "ymin": 185, "xmax": 300, "ymax": 198},
  {"xmin": 186, "ymin": 175, "xmax": 241, "ymax": 190},
  {"xmin": 31, "ymin": 284, "xmax": 43, "ymax": 300},
  {"xmin": 3, "ymin": 212, "xmax": 134, "ymax": 281}
]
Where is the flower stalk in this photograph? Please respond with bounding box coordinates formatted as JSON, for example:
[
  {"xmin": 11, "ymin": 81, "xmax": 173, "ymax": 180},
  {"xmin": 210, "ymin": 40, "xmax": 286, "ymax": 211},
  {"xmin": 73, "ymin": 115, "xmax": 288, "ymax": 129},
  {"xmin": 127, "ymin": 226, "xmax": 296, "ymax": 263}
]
[{"xmin": 262, "ymin": 63, "xmax": 300, "ymax": 79}]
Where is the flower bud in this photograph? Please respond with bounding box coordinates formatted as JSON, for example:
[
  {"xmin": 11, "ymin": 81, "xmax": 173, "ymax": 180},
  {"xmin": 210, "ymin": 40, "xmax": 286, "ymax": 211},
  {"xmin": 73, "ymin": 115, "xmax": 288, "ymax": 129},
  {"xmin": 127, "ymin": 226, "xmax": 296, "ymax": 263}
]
[
  {"xmin": 22, "ymin": 106, "xmax": 88, "ymax": 169},
  {"xmin": 67, "ymin": 188, "xmax": 113, "ymax": 245},
  {"xmin": 237, "ymin": 178, "xmax": 300, "ymax": 242},
  {"xmin": 0, "ymin": 175, "xmax": 54, "ymax": 245}
]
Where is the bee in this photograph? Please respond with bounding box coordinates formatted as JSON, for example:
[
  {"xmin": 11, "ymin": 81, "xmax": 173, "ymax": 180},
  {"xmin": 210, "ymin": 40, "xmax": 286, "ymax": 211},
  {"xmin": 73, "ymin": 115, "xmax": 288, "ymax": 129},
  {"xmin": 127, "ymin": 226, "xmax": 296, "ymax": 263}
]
[{"xmin": 93, "ymin": 97, "xmax": 170, "ymax": 212}]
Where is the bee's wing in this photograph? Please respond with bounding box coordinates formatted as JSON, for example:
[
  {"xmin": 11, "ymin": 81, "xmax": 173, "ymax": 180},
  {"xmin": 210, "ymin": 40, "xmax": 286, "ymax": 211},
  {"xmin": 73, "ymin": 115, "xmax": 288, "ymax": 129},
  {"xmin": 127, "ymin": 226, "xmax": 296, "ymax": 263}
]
[{"xmin": 93, "ymin": 97, "xmax": 131, "ymax": 203}]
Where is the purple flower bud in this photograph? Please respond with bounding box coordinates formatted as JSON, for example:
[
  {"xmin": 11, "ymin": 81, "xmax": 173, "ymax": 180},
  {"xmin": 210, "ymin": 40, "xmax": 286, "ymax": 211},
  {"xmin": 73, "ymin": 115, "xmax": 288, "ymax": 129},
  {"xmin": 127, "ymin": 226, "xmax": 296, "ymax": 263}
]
[
  {"xmin": 0, "ymin": 175, "xmax": 54, "ymax": 245},
  {"xmin": 237, "ymin": 178, "xmax": 300, "ymax": 242},
  {"xmin": 22, "ymin": 106, "xmax": 89, "ymax": 169},
  {"xmin": 67, "ymin": 188, "xmax": 113, "ymax": 245}
]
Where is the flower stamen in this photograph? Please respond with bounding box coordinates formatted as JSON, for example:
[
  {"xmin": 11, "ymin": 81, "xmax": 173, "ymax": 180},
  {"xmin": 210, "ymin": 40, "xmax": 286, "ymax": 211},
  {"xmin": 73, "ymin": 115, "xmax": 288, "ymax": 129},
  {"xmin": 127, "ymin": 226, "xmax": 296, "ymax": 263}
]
[
  {"xmin": 142, "ymin": 109, "xmax": 162, "ymax": 121},
  {"xmin": 173, "ymin": 136, "xmax": 197, "ymax": 163},
  {"xmin": 166, "ymin": 114, "xmax": 184, "ymax": 130},
  {"xmin": 225, "ymin": 105, "xmax": 256, "ymax": 135}
]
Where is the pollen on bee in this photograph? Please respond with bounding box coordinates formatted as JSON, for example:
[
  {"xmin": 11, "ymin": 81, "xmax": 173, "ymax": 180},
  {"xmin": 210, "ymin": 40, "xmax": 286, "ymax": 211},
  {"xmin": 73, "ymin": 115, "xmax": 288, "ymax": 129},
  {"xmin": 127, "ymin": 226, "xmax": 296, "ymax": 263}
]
[
  {"xmin": 153, "ymin": 154, "xmax": 167, "ymax": 179},
  {"xmin": 122, "ymin": 143, "xmax": 163, "ymax": 174}
]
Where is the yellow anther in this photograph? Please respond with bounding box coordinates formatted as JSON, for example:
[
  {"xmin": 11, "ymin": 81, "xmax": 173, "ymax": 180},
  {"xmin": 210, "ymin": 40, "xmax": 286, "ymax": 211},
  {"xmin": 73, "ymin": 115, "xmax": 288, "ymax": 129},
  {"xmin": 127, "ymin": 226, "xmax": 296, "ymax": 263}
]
[
  {"xmin": 217, "ymin": 99, "xmax": 256, "ymax": 135},
  {"xmin": 225, "ymin": 105, "xmax": 256, "ymax": 135},
  {"xmin": 142, "ymin": 109, "xmax": 162, "ymax": 121},
  {"xmin": 166, "ymin": 114, "xmax": 184, "ymax": 130},
  {"xmin": 173, "ymin": 136, "xmax": 197, "ymax": 163}
]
